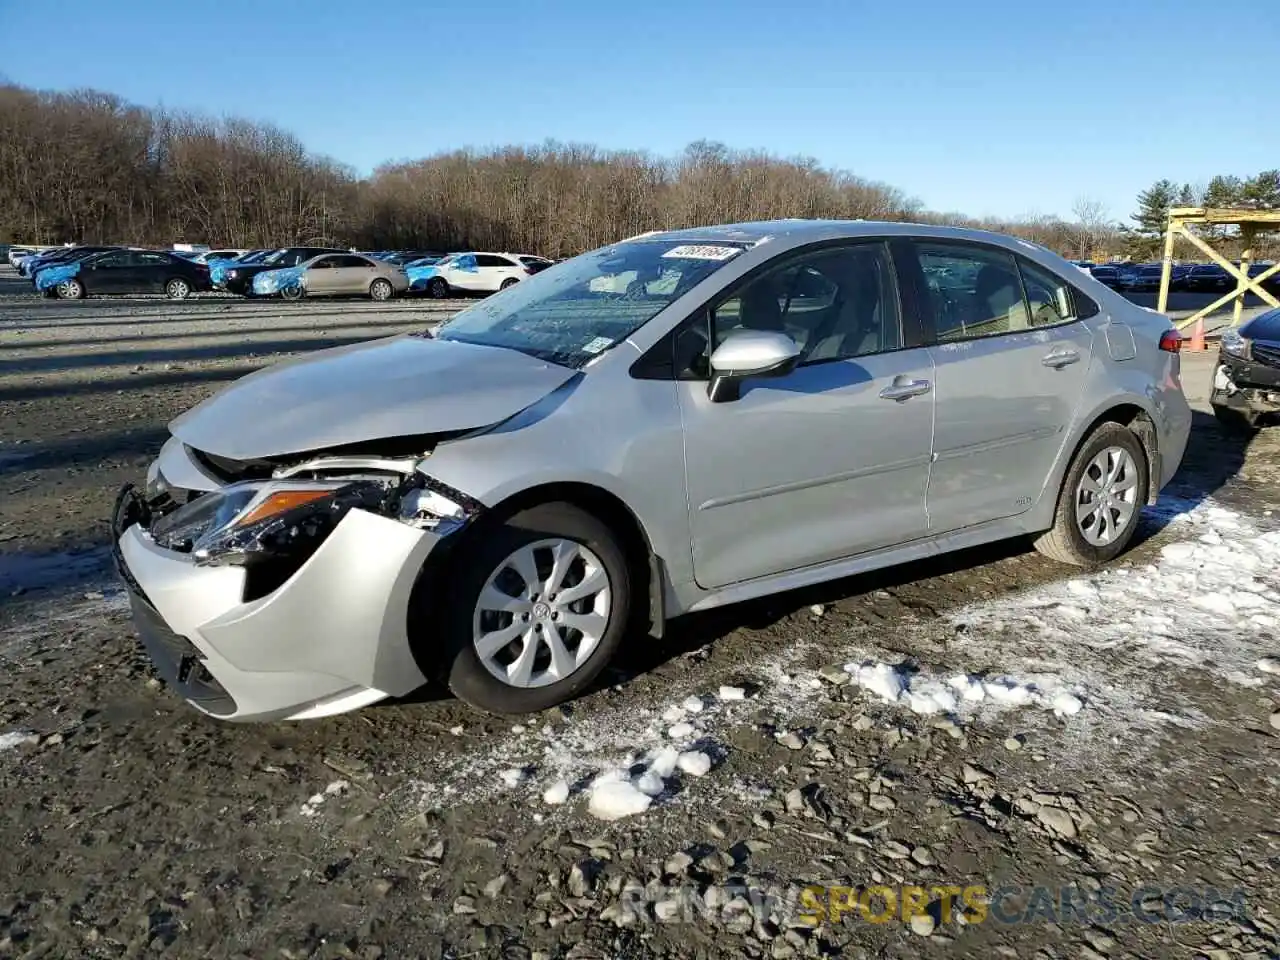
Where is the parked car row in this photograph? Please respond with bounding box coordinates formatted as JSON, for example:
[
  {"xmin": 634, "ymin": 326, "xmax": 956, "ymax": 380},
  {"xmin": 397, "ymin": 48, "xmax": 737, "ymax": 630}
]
[
  {"xmin": 1086, "ymin": 260, "xmax": 1278, "ymax": 294},
  {"xmin": 212, "ymin": 247, "xmax": 554, "ymax": 300},
  {"xmin": 13, "ymin": 243, "xmax": 554, "ymax": 302}
]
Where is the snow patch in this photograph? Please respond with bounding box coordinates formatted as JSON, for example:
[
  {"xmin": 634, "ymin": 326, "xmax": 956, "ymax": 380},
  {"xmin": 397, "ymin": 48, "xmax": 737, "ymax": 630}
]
[
  {"xmin": 0, "ymin": 731, "xmax": 38, "ymax": 752},
  {"xmin": 843, "ymin": 660, "xmax": 1078, "ymax": 719},
  {"xmin": 299, "ymin": 780, "xmax": 349, "ymax": 817}
]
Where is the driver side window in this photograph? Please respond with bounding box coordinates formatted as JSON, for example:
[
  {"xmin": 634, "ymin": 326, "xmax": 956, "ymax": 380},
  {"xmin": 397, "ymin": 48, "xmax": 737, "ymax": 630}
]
[{"xmin": 711, "ymin": 242, "xmax": 901, "ymax": 365}]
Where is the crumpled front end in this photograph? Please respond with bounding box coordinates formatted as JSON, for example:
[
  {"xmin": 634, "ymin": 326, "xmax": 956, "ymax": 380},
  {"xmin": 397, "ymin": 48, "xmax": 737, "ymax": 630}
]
[
  {"xmin": 113, "ymin": 438, "xmax": 482, "ymax": 721},
  {"xmin": 35, "ymin": 262, "xmax": 80, "ymax": 291},
  {"xmin": 208, "ymin": 259, "xmax": 237, "ymax": 287},
  {"xmin": 252, "ymin": 266, "xmax": 307, "ymax": 297},
  {"xmin": 406, "ymin": 264, "xmax": 439, "ymax": 291}
]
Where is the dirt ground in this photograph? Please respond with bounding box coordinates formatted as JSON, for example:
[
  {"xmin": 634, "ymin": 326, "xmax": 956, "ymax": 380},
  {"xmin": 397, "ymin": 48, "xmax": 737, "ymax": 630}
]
[{"xmin": 2, "ymin": 270, "xmax": 1279, "ymax": 960}]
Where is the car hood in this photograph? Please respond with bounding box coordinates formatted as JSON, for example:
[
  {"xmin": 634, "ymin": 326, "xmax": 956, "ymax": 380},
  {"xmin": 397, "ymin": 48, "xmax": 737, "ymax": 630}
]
[
  {"xmin": 1243, "ymin": 308, "xmax": 1280, "ymax": 342},
  {"xmin": 170, "ymin": 334, "xmax": 577, "ymax": 460}
]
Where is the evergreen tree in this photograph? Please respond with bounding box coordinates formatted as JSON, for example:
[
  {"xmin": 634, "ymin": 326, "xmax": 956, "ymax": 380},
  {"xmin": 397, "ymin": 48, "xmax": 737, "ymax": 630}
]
[
  {"xmin": 1131, "ymin": 180, "xmax": 1177, "ymax": 237},
  {"xmin": 1204, "ymin": 175, "xmax": 1244, "ymax": 208},
  {"xmin": 1242, "ymin": 170, "xmax": 1280, "ymax": 208}
]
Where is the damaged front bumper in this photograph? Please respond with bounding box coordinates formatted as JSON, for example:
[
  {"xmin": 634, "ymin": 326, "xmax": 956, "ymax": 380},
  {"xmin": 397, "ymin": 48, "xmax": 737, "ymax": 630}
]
[
  {"xmin": 111, "ymin": 470, "xmax": 451, "ymax": 722},
  {"xmin": 1211, "ymin": 350, "xmax": 1280, "ymax": 419}
]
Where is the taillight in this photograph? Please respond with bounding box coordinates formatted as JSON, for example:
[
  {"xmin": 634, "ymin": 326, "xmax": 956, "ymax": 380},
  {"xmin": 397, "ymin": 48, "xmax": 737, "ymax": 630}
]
[
  {"xmin": 523, "ymin": 267, "xmax": 534, "ymax": 276},
  {"xmin": 1158, "ymin": 329, "xmax": 1183, "ymax": 353}
]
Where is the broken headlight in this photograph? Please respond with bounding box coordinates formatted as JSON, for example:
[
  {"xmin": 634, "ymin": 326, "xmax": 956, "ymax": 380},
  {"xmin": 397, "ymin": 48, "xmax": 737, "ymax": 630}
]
[
  {"xmin": 397, "ymin": 476, "xmax": 482, "ymax": 536},
  {"xmin": 150, "ymin": 478, "xmax": 391, "ymax": 564},
  {"xmin": 1221, "ymin": 328, "xmax": 1251, "ymax": 360}
]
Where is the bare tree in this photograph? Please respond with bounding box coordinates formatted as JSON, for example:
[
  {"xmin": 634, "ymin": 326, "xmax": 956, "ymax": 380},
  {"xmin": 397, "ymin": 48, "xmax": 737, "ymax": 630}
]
[{"xmin": 1070, "ymin": 196, "xmax": 1110, "ymax": 259}]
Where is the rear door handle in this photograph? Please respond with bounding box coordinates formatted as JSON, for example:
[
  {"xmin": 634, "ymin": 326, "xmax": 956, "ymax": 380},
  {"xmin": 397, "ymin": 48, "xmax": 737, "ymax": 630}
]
[
  {"xmin": 1042, "ymin": 348, "xmax": 1081, "ymax": 368},
  {"xmin": 879, "ymin": 376, "xmax": 932, "ymax": 401}
]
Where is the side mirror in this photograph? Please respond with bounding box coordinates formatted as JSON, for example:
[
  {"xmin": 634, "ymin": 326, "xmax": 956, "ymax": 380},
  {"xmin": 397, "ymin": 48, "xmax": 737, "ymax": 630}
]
[{"xmin": 707, "ymin": 329, "xmax": 800, "ymax": 403}]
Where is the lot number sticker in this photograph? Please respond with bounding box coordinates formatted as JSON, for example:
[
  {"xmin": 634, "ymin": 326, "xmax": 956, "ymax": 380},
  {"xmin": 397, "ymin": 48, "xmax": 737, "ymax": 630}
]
[{"xmin": 662, "ymin": 245, "xmax": 742, "ymax": 261}]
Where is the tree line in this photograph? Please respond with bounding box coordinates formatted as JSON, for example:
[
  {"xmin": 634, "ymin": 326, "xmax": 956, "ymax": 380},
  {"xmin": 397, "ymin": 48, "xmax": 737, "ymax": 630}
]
[{"xmin": 0, "ymin": 82, "xmax": 1273, "ymax": 262}]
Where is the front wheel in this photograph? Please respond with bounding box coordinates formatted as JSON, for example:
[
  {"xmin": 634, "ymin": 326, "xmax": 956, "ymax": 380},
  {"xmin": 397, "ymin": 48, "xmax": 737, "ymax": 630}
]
[
  {"xmin": 165, "ymin": 278, "xmax": 191, "ymax": 300},
  {"xmin": 279, "ymin": 283, "xmax": 305, "ymax": 301},
  {"xmin": 427, "ymin": 277, "xmax": 449, "ymax": 299},
  {"xmin": 1033, "ymin": 422, "xmax": 1148, "ymax": 567},
  {"xmin": 56, "ymin": 278, "xmax": 85, "ymax": 300},
  {"xmin": 369, "ymin": 278, "xmax": 394, "ymax": 301},
  {"xmin": 437, "ymin": 503, "xmax": 633, "ymax": 714}
]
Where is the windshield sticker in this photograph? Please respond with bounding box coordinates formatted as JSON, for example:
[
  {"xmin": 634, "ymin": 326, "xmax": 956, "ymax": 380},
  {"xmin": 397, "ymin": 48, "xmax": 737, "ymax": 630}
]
[
  {"xmin": 582, "ymin": 336, "xmax": 614, "ymax": 355},
  {"xmin": 661, "ymin": 244, "xmax": 742, "ymax": 261}
]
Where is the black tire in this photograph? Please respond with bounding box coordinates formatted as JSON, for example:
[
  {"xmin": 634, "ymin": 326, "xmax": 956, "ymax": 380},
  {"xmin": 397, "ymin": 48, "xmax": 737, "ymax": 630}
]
[
  {"xmin": 1033, "ymin": 422, "xmax": 1149, "ymax": 567},
  {"xmin": 369, "ymin": 278, "xmax": 394, "ymax": 301},
  {"xmin": 438, "ymin": 502, "xmax": 634, "ymax": 715},
  {"xmin": 1211, "ymin": 400, "xmax": 1257, "ymax": 433},
  {"xmin": 164, "ymin": 277, "xmax": 191, "ymax": 300},
  {"xmin": 279, "ymin": 283, "xmax": 305, "ymax": 302},
  {"xmin": 427, "ymin": 277, "xmax": 449, "ymax": 299},
  {"xmin": 56, "ymin": 278, "xmax": 85, "ymax": 300},
  {"xmin": 500, "ymin": 277, "xmax": 520, "ymax": 290}
]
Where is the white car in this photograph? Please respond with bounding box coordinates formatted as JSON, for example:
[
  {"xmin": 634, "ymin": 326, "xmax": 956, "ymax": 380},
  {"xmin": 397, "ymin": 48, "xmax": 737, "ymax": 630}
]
[{"xmin": 417, "ymin": 252, "xmax": 542, "ymax": 298}]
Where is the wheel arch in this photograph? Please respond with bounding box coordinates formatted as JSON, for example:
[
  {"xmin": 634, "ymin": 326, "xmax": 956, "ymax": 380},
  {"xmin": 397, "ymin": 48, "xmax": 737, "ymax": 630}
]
[
  {"xmin": 407, "ymin": 479, "xmax": 668, "ymax": 675},
  {"xmin": 1037, "ymin": 397, "xmax": 1161, "ymax": 530},
  {"xmin": 483, "ymin": 481, "xmax": 663, "ymax": 637}
]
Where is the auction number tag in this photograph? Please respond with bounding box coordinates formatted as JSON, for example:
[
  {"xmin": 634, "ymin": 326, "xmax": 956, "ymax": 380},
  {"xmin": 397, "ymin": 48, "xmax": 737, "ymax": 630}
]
[
  {"xmin": 582, "ymin": 336, "xmax": 614, "ymax": 354},
  {"xmin": 661, "ymin": 245, "xmax": 742, "ymax": 261}
]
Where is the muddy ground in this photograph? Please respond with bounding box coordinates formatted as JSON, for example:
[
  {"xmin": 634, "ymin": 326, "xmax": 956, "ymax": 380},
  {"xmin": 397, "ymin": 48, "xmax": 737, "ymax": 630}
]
[{"xmin": 2, "ymin": 270, "xmax": 1279, "ymax": 960}]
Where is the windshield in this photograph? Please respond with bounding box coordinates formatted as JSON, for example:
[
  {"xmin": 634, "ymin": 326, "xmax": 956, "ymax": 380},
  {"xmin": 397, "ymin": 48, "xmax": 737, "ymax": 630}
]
[
  {"xmin": 434, "ymin": 239, "xmax": 747, "ymax": 367},
  {"xmin": 407, "ymin": 257, "xmax": 441, "ymax": 268}
]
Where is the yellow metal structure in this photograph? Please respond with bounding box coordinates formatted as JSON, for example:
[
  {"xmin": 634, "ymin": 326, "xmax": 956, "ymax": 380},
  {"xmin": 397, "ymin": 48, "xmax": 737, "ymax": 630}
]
[{"xmin": 1157, "ymin": 207, "xmax": 1280, "ymax": 330}]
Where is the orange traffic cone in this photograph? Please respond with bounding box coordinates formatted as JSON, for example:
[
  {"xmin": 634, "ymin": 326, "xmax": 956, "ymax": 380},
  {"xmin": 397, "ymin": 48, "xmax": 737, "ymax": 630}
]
[{"xmin": 1187, "ymin": 317, "xmax": 1205, "ymax": 352}]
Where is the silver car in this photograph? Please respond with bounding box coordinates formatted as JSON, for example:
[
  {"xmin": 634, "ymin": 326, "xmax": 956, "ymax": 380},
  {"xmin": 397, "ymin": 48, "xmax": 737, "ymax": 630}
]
[{"xmin": 112, "ymin": 220, "xmax": 1192, "ymax": 721}]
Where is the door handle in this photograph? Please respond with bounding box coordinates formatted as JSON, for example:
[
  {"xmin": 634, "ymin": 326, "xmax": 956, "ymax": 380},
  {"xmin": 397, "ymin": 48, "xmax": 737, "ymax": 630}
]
[
  {"xmin": 1042, "ymin": 348, "xmax": 1080, "ymax": 368},
  {"xmin": 879, "ymin": 376, "xmax": 932, "ymax": 401}
]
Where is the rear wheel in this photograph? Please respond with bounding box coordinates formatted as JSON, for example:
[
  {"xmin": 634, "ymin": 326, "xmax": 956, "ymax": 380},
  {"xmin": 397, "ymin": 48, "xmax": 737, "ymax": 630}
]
[
  {"xmin": 500, "ymin": 277, "xmax": 520, "ymax": 290},
  {"xmin": 427, "ymin": 277, "xmax": 449, "ymax": 299},
  {"xmin": 369, "ymin": 278, "xmax": 394, "ymax": 301},
  {"xmin": 164, "ymin": 278, "xmax": 191, "ymax": 300},
  {"xmin": 56, "ymin": 278, "xmax": 85, "ymax": 300},
  {"xmin": 437, "ymin": 503, "xmax": 633, "ymax": 714},
  {"xmin": 1033, "ymin": 422, "xmax": 1148, "ymax": 567}
]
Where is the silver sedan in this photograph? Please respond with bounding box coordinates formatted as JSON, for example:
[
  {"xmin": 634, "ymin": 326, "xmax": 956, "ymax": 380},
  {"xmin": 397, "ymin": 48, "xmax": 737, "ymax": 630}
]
[{"xmin": 113, "ymin": 220, "xmax": 1191, "ymax": 720}]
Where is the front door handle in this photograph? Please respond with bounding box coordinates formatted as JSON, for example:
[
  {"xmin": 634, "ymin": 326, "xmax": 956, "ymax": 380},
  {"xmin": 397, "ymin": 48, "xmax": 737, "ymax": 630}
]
[
  {"xmin": 1042, "ymin": 348, "xmax": 1081, "ymax": 368},
  {"xmin": 879, "ymin": 376, "xmax": 932, "ymax": 401}
]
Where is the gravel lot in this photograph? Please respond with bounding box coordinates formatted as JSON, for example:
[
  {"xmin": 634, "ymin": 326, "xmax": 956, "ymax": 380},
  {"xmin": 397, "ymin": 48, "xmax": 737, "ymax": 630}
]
[{"xmin": 3, "ymin": 267, "xmax": 1280, "ymax": 960}]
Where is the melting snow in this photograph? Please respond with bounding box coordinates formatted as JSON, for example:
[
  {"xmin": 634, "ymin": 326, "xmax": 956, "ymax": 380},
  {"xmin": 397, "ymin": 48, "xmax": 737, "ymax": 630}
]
[
  {"xmin": 843, "ymin": 660, "xmax": 1077, "ymax": 718},
  {"xmin": 0, "ymin": 731, "xmax": 38, "ymax": 752},
  {"xmin": 947, "ymin": 497, "xmax": 1280, "ymax": 692},
  {"xmin": 299, "ymin": 780, "xmax": 349, "ymax": 817}
]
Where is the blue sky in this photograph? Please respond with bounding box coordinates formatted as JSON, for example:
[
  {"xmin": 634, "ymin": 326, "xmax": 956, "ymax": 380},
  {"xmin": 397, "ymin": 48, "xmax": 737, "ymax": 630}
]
[{"xmin": 1, "ymin": 0, "xmax": 1275, "ymax": 222}]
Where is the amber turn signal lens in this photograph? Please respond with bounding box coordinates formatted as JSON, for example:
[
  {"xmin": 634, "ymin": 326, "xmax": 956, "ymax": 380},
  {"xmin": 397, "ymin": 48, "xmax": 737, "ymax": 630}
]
[{"xmin": 235, "ymin": 490, "xmax": 334, "ymax": 527}]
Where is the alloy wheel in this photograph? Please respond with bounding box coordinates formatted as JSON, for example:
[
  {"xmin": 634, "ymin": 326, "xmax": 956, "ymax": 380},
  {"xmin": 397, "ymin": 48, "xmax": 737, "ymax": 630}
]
[
  {"xmin": 1075, "ymin": 445, "xmax": 1139, "ymax": 546},
  {"xmin": 472, "ymin": 538, "xmax": 611, "ymax": 688}
]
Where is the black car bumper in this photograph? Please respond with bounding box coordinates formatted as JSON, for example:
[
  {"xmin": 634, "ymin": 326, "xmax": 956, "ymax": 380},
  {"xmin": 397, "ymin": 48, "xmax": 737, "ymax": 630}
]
[
  {"xmin": 111, "ymin": 485, "xmax": 236, "ymax": 715},
  {"xmin": 1213, "ymin": 349, "xmax": 1280, "ymax": 416}
]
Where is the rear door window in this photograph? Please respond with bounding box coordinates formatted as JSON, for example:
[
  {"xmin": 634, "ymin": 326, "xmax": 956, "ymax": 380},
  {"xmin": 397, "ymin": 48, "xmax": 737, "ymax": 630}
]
[
  {"xmin": 912, "ymin": 242, "xmax": 1029, "ymax": 341},
  {"xmin": 1016, "ymin": 257, "xmax": 1077, "ymax": 327}
]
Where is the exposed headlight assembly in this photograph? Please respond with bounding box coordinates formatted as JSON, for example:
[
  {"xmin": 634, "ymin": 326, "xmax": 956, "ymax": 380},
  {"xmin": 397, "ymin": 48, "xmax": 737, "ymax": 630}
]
[
  {"xmin": 1221, "ymin": 328, "xmax": 1251, "ymax": 360},
  {"xmin": 398, "ymin": 476, "xmax": 483, "ymax": 536},
  {"xmin": 150, "ymin": 478, "xmax": 392, "ymax": 564}
]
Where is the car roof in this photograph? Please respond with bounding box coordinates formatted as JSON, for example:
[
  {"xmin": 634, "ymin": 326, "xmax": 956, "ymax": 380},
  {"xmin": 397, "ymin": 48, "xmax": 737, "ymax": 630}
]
[{"xmin": 623, "ymin": 218, "xmax": 1066, "ymax": 253}]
